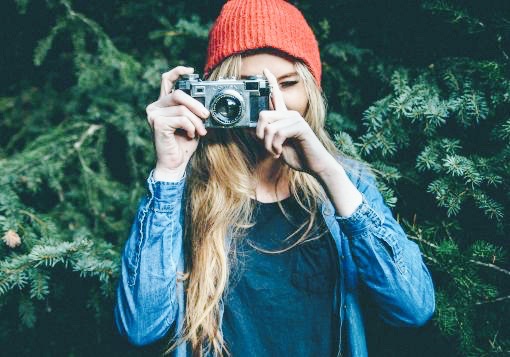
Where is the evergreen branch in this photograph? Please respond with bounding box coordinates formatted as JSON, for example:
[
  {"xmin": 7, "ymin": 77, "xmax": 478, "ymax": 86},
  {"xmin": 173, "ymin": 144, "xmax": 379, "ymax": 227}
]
[
  {"xmin": 73, "ymin": 124, "xmax": 103, "ymax": 150},
  {"xmin": 0, "ymin": 239, "xmax": 92, "ymax": 295},
  {"xmin": 475, "ymin": 295, "xmax": 510, "ymax": 305},
  {"xmin": 33, "ymin": 16, "xmax": 69, "ymax": 66},
  {"xmin": 18, "ymin": 209, "xmax": 49, "ymax": 237},
  {"xmin": 421, "ymin": 252, "xmax": 440, "ymax": 265},
  {"xmin": 468, "ymin": 260, "xmax": 510, "ymax": 277},
  {"xmin": 0, "ymin": 123, "xmax": 88, "ymax": 186},
  {"xmin": 18, "ymin": 296, "xmax": 36, "ymax": 328},
  {"xmin": 422, "ymin": 0, "xmax": 486, "ymax": 33},
  {"xmin": 408, "ymin": 235, "xmax": 510, "ymax": 278},
  {"xmin": 61, "ymin": 0, "xmax": 112, "ymax": 43},
  {"xmin": 408, "ymin": 233, "xmax": 440, "ymax": 249}
]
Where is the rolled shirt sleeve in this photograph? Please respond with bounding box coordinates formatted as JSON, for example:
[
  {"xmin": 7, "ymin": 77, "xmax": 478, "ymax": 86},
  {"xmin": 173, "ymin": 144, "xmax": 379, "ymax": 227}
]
[
  {"xmin": 335, "ymin": 162, "xmax": 435, "ymax": 327},
  {"xmin": 114, "ymin": 170, "xmax": 187, "ymax": 346}
]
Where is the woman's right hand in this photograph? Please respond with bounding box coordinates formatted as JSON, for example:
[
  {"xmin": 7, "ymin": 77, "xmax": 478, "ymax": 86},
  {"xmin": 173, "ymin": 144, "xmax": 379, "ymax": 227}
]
[{"xmin": 146, "ymin": 66, "xmax": 209, "ymax": 181}]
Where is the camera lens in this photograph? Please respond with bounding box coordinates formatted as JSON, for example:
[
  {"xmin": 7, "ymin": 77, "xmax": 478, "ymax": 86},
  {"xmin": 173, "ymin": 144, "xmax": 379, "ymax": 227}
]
[
  {"xmin": 216, "ymin": 97, "xmax": 240, "ymax": 119},
  {"xmin": 210, "ymin": 90, "xmax": 244, "ymax": 126}
]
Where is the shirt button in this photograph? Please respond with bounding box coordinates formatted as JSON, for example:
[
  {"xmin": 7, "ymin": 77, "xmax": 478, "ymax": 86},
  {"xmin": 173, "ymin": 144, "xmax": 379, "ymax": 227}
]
[{"xmin": 324, "ymin": 208, "xmax": 332, "ymax": 216}]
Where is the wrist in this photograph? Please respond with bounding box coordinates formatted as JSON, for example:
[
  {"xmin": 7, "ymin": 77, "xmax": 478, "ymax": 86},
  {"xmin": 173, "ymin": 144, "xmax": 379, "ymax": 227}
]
[
  {"xmin": 315, "ymin": 158, "xmax": 344, "ymax": 182},
  {"xmin": 154, "ymin": 163, "xmax": 187, "ymax": 182},
  {"xmin": 316, "ymin": 161, "xmax": 363, "ymax": 217}
]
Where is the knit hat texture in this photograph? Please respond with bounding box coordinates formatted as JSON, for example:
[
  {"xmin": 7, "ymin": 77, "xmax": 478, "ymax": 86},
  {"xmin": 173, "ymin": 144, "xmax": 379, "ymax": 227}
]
[{"xmin": 204, "ymin": 0, "xmax": 322, "ymax": 86}]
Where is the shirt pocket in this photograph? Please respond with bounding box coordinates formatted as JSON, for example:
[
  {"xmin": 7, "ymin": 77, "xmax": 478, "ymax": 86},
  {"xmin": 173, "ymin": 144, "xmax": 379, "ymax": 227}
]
[{"xmin": 290, "ymin": 236, "xmax": 338, "ymax": 295}]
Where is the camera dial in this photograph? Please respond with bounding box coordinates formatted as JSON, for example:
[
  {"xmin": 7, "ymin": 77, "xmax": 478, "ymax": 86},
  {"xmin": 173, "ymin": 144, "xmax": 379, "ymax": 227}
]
[{"xmin": 179, "ymin": 74, "xmax": 200, "ymax": 80}]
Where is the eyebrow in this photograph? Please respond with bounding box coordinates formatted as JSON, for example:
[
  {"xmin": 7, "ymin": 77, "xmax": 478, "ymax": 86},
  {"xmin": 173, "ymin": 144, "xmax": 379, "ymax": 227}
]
[{"xmin": 240, "ymin": 72, "xmax": 299, "ymax": 80}]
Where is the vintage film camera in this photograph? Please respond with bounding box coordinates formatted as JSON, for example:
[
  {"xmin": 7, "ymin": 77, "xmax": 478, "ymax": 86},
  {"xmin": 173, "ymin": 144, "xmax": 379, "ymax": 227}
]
[{"xmin": 174, "ymin": 74, "xmax": 271, "ymax": 128}]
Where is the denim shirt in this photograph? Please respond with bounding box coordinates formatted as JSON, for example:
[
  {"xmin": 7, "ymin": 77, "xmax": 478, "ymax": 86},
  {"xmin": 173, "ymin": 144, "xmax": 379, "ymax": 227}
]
[{"xmin": 114, "ymin": 160, "xmax": 435, "ymax": 357}]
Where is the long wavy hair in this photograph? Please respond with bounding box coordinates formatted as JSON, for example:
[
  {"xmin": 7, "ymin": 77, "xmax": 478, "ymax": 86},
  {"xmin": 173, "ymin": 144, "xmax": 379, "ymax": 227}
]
[{"xmin": 163, "ymin": 50, "xmax": 356, "ymax": 356}]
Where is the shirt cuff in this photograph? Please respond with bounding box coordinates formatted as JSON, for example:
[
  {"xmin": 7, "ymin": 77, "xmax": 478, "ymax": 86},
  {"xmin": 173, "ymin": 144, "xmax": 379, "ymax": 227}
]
[
  {"xmin": 334, "ymin": 193, "xmax": 384, "ymax": 237},
  {"xmin": 146, "ymin": 169, "xmax": 186, "ymax": 207}
]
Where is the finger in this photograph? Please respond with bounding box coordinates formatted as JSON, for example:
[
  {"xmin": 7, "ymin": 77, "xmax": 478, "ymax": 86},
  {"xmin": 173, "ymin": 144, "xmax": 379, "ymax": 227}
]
[
  {"xmin": 271, "ymin": 121, "xmax": 305, "ymax": 157},
  {"xmin": 263, "ymin": 68, "xmax": 287, "ymax": 111},
  {"xmin": 263, "ymin": 117, "xmax": 296, "ymax": 156},
  {"xmin": 151, "ymin": 89, "xmax": 210, "ymax": 120},
  {"xmin": 159, "ymin": 66, "xmax": 194, "ymax": 99},
  {"xmin": 153, "ymin": 115, "xmax": 197, "ymax": 139},
  {"xmin": 271, "ymin": 120, "xmax": 296, "ymax": 156},
  {"xmin": 256, "ymin": 110, "xmax": 283, "ymax": 139},
  {"xmin": 150, "ymin": 105, "xmax": 208, "ymax": 136}
]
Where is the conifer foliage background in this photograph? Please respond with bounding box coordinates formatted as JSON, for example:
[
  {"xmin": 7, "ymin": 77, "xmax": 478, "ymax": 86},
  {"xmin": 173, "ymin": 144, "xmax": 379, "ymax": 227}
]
[{"xmin": 1, "ymin": 0, "xmax": 509, "ymax": 355}]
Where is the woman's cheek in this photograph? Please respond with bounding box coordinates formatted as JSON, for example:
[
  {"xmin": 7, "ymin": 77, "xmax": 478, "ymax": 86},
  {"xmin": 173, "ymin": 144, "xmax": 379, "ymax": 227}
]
[
  {"xmin": 284, "ymin": 94, "xmax": 307, "ymax": 117},
  {"xmin": 282, "ymin": 86, "xmax": 308, "ymax": 116}
]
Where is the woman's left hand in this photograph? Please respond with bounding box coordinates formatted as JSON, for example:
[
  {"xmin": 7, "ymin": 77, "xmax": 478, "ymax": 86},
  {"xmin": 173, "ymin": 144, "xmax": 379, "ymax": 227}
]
[{"xmin": 256, "ymin": 68, "xmax": 338, "ymax": 177}]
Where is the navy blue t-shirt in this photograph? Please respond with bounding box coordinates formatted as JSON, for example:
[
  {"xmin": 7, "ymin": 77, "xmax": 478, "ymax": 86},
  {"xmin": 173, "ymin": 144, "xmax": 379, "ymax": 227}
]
[{"xmin": 222, "ymin": 196, "xmax": 340, "ymax": 356}]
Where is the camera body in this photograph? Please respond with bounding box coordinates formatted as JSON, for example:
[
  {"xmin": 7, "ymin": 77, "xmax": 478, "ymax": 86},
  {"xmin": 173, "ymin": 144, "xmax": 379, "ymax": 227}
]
[{"xmin": 175, "ymin": 74, "xmax": 271, "ymax": 128}]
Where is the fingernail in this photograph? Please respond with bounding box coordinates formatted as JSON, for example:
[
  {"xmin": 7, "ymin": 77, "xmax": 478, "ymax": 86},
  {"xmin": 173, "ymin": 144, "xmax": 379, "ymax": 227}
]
[{"xmin": 202, "ymin": 109, "xmax": 210, "ymax": 117}]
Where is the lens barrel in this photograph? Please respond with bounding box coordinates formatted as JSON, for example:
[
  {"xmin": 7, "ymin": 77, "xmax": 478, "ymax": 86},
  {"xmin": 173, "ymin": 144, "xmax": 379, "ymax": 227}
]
[{"xmin": 209, "ymin": 90, "xmax": 245, "ymax": 126}]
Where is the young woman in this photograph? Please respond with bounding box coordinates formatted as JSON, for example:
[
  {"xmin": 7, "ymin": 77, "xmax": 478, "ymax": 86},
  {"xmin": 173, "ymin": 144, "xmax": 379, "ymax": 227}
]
[{"xmin": 114, "ymin": 1, "xmax": 435, "ymax": 356}]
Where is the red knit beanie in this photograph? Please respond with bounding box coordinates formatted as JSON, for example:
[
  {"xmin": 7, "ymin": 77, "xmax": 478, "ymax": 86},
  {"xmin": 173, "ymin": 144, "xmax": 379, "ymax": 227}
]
[{"xmin": 204, "ymin": 0, "xmax": 322, "ymax": 86}]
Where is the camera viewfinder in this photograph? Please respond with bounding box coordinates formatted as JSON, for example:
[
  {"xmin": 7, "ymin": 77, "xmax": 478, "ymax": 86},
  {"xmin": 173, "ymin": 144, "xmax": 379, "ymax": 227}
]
[{"xmin": 245, "ymin": 81, "xmax": 259, "ymax": 91}]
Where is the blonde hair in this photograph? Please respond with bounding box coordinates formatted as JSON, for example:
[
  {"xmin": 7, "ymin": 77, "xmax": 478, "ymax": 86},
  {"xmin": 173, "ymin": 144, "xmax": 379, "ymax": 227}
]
[{"xmin": 163, "ymin": 51, "xmax": 356, "ymax": 356}]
